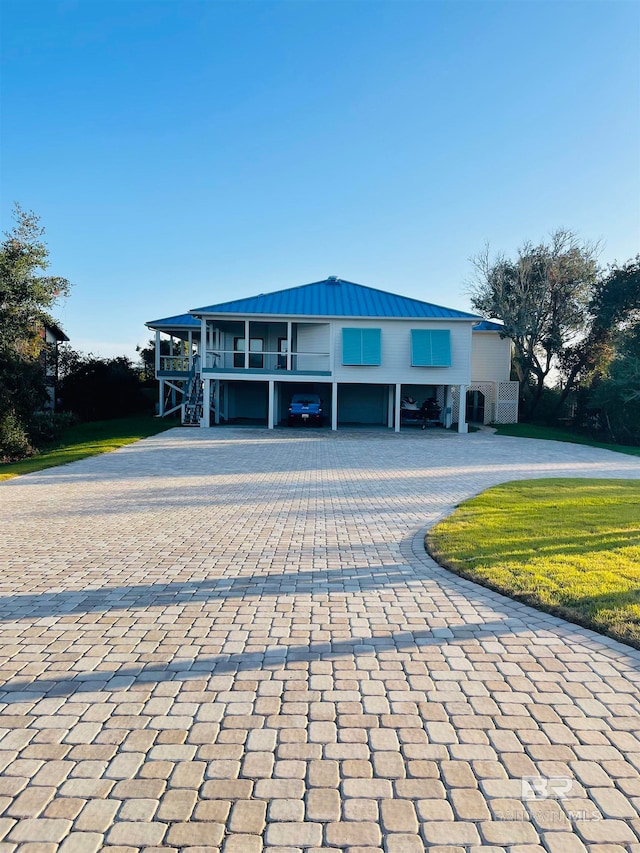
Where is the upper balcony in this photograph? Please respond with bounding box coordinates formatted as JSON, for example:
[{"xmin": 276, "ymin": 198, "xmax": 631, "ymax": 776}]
[{"xmin": 154, "ymin": 320, "xmax": 332, "ymax": 378}]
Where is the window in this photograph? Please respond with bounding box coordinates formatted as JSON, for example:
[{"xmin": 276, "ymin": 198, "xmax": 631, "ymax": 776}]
[
  {"xmin": 233, "ymin": 337, "xmax": 264, "ymax": 369},
  {"xmin": 411, "ymin": 329, "xmax": 451, "ymax": 366},
  {"xmin": 342, "ymin": 328, "xmax": 381, "ymax": 365},
  {"xmin": 277, "ymin": 338, "xmax": 288, "ymax": 369}
]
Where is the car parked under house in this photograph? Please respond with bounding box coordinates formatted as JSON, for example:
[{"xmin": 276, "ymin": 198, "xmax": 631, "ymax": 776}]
[{"xmin": 146, "ymin": 277, "xmax": 518, "ymax": 431}]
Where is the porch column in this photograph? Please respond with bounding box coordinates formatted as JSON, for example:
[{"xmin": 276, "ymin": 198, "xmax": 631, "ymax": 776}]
[
  {"xmin": 387, "ymin": 384, "xmax": 394, "ymax": 428},
  {"xmin": 444, "ymin": 385, "xmax": 452, "ymax": 428},
  {"xmin": 268, "ymin": 380, "xmax": 275, "ymax": 429},
  {"xmin": 155, "ymin": 330, "xmax": 161, "ymax": 375},
  {"xmin": 188, "ymin": 331, "xmax": 193, "ymax": 369},
  {"xmin": 458, "ymin": 385, "xmax": 468, "ymax": 433},
  {"xmin": 331, "ymin": 382, "xmax": 338, "ymax": 431},
  {"xmin": 202, "ymin": 379, "xmax": 211, "ymax": 428},
  {"xmin": 244, "ymin": 320, "xmax": 250, "ymax": 369},
  {"xmin": 200, "ymin": 317, "xmax": 206, "ymax": 366},
  {"xmin": 287, "ymin": 321, "xmax": 292, "ymax": 371},
  {"xmin": 215, "ymin": 380, "xmax": 220, "ymax": 424},
  {"xmin": 159, "ymin": 378, "xmax": 165, "ymax": 417},
  {"xmin": 394, "ymin": 383, "xmax": 401, "ymax": 432}
]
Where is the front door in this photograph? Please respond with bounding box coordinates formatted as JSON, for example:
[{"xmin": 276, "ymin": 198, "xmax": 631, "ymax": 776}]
[{"xmin": 466, "ymin": 389, "xmax": 485, "ymax": 423}]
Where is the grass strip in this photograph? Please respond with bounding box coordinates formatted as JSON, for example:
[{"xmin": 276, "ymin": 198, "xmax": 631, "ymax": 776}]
[
  {"xmin": 0, "ymin": 416, "xmax": 174, "ymax": 481},
  {"xmin": 427, "ymin": 478, "xmax": 640, "ymax": 649},
  {"xmin": 494, "ymin": 423, "xmax": 640, "ymax": 457}
]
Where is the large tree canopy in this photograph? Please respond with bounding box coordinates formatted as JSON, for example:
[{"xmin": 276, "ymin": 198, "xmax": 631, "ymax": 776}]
[
  {"xmin": 0, "ymin": 204, "xmax": 70, "ymax": 357},
  {"xmin": 469, "ymin": 229, "xmax": 599, "ymax": 419},
  {"xmin": 0, "ymin": 204, "xmax": 71, "ymax": 458},
  {"xmin": 558, "ymin": 256, "xmax": 640, "ymax": 395}
]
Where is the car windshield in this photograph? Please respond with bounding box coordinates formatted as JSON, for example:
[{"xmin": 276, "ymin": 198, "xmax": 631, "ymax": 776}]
[{"xmin": 291, "ymin": 394, "xmax": 320, "ymax": 404}]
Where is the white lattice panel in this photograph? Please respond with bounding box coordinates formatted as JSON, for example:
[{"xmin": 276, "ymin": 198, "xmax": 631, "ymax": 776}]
[{"xmin": 495, "ymin": 381, "xmax": 519, "ymax": 423}]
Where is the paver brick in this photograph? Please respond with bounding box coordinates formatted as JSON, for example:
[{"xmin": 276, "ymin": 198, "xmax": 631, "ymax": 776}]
[
  {"xmin": 166, "ymin": 822, "xmax": 225, "ymax": 846},
  {"xmin": 306, "ymin": 788, "xmax": 340, "ymax": 821},
  {"xmin": 265, "ymin": 822, "xmax": 323, "ymax": 847}
]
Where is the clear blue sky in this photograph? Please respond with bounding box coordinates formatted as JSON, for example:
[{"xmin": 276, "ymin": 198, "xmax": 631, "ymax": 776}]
[{"xmin": 2, "ymin": 0, "xmax": 639, "ymax": 359}]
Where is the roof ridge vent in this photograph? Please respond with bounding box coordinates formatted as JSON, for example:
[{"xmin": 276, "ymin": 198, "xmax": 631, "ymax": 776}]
[{"xmin": 327, "ymin": 275, "xmax": 340, "ymax": 284}]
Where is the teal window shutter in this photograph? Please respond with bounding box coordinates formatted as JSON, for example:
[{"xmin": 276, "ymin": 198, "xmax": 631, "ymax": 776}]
[
  {"xmin": 342, "ymin": 328, "xmax": 362, "ymax": 364},
  {"xmin": 361, "ymin": 329, "xmax": 381, "ymax": 365},
  {"xmin": 342, "ymin": 328, "xmax": 381, "ymax": 365},
  {"xmin": 411, "ymin": 329, "xmax": 451, "ymax": 366}
]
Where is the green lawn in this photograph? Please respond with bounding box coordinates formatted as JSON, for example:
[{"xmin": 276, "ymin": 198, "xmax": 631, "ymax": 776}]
[
  {"xmin": 0, "ymin": 416, "xmax": 174, "ymax": 481},
  {"xmin": 427, "ymin": 478, "xmax": 640, "ymax": 648},
  {"xmin": 494, "ymin": 423, "xmax": 640, "ymax": 457}
]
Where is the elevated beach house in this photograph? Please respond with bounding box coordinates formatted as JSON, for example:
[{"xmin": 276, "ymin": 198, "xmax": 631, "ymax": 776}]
[{"xmin": 146, "ymin": 277, "xmax": 518, "ymax": 431}]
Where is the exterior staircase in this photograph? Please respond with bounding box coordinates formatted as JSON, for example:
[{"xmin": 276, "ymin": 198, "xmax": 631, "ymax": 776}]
[{"xmin": 182, "ymin": 356, "xmax": 203, "ymax": 425}]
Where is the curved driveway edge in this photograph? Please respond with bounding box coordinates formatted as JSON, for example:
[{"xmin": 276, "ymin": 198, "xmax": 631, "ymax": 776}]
[{"xmin": 1, "ymin": 427, "xmax": 640, "ymax": 852}]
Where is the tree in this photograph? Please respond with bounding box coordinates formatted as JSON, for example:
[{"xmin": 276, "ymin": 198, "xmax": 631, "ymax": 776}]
[
  {"xmin": 59, "ymin": 353, "xmax": 151, "ymax": 421},
  {"xmin": 588, "ymin": 317, "xmax": 640, "ymax": 444},
  {"xmin": 558, "ymin": 256, "xmax": 640, "ymax": 406},
  {"xmin": 469, "ymin": 230, "xmax": 599, "ymax": 419},
  {"xmin": 0, "ymin": 204, "xmax": 71, "ymax": 458}
]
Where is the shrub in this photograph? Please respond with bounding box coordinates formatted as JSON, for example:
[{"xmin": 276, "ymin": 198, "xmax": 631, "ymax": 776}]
[
  {"xmin": 27, "ymin": 411, "xmax": 76, "ymax": 447},
  {"xmin": 0, "ymin": 412, "xmax": 32, "ymax": 462}
]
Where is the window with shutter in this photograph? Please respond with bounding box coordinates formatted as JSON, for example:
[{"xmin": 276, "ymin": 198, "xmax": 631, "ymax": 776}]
[
  {"xmin": 342, "ymin": 328, "xmax": 381, "ymax": 365},
  {"xmin": 411, "ymin": 329, "xmax": 451, "ymax": 366}
]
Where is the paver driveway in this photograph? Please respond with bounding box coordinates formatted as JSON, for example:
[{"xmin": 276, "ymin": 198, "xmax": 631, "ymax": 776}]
[{"xmin": 1, "ymin": 427, "xmax": 640, "ymax": 853}]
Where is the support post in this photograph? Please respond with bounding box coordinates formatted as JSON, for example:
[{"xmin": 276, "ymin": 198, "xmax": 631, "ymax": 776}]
[
  {"xmin": 188, "ymin": 331, "xmax": 193, "ymax": 370},
  {"xmin": 394, "ymin": 383, "xmax": 401, "ymax": 432},
  {"xmin": 268, "ymin": 380, "xmax": 275, "ymax": 429},
  {"xmin": 244, "ymin": 320, "xmax": 250, "ymax": 369},
  {"xmin": 387, "ymin": 384, "xmax": 394, "ymax": 428},
  {"xmin": 215, "ymin": 380, "xmax": 220, "ymax": 425},
  {"xmin": 159, "ymin": 378, "xmax": 165, "ymax": 416},
  {"xmin": 155, "ymin": 330, "xmax": 161, "ymax": 375},
  {"xmin": 202, "ymin": 379, "xmax": 211, "ymax": 428},
  {"xmin": 331, "ymin": 382, "xmax": 338, "ymax": 431},
  {"xmin": 458, "ymin": 385, "xmax": 468, "ymax": 433},
  {"xmin": 287, "ymin": 321, "xmax": 292, "ymax": 371},
  {"xmin": 444, "ymin": 385, "xmax": 452, "ymax": 428}
]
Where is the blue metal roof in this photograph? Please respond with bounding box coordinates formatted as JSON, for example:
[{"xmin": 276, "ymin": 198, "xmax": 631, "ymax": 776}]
[
  {"xmin": 146, "ymin": 313, "xmax": 200, "ymax": 330},
  {"xmin": 191, "ymin": 278, "xmax": 480, "ymax": 320},
  {"xmin": 473, "ymin": 320, "xmax": 506, "ymax": 332}
]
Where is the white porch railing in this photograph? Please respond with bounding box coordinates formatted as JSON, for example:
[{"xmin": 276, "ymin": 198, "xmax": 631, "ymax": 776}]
[
  {"xmin": 159, "ymin": 355, "xmax": 190, "ymax": 372},
  {"xmin": 204, "ymin": 350, "xmax": 330, "ymax": 372}
]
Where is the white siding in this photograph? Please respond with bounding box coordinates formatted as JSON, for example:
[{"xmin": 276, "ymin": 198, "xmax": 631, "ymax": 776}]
[
  {"xmin": 332, "ymin": 319, "xmax": 473, "ymax": 385},
  {"xmin": 471, "ymin": 333, "xmax": 511, "ymax": 382},
  {"xmin": 296, "ymin": 324, "xmax": 330, "ymax": 371}
]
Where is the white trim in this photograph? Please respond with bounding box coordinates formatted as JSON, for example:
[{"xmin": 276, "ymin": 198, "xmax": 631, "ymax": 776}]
[{"xmin": 394, "ymin": 383, "xmax": 401, "ymax": 432}]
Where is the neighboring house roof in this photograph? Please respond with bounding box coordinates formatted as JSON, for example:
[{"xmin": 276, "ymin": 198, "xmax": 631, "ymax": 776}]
[
  {"xmin": 45, "ymin": 322, "xmax": 69, "ymax": 342},
  {"xmin": 146, "ymin": 313, "xmax": 201, "ymax": 330},
  {"xmin": 191, "ymin": 278, "xmax": 481, "ymax": 320},
  {"xmin": 472, "ymin": 320, "xmax": 507, "ymax": 332}
]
